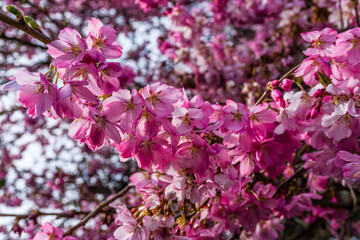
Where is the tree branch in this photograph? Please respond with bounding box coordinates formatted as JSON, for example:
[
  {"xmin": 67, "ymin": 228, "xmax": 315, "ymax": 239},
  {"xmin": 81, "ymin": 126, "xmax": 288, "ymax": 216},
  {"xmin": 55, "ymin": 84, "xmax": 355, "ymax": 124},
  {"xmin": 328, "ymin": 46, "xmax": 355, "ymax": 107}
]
[
  {"xmin": 0, "ymin": 32, "xmax": 47, "ymax": 49},
  {"xmin": 312, "ymin": 198, "xmax": 360, "ymax": 209},
  {"xmin": 0, "ymin": 210, "xmax": 89, "ymax": 219},
  {"xmin": 63, "ymin": 185, "xmax": 132, "ymax": 237},
  {"xmin": 0, "ymin": 10, "xmax": 52, "ymax": 45},
  {"xmin": 275, "ymin": 166, "xmax": 305, "ymax": 195}
]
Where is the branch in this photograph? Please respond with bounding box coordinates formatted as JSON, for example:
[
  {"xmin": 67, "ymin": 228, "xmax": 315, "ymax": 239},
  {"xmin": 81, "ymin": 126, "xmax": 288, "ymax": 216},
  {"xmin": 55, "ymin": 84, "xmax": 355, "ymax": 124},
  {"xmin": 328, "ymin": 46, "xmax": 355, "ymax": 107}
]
[
  {"xmin": 339, "ymin": 0, "xmax": 344, "ymax": 29},
  {"xmin": 312, "ymin": 198, "xmax": 360, "ymax": 209},
  {"xmin": 275, "ymin": 166, "xmax": 305, "ymax": 195},
  {"xmin": 0, "ymin": 10, "xmax": 52, "ymax": 45},
  {"xmin": 0, "ymin": 210, "xmax": 89, "ymax": 219},
  {"xmin": 255, "ymin": 63, "xmax": 301, "ymax": 106},
  {"xmin": 63, "ymin": 185, "xmax": 132, "ymax": 237},
  {"xmin": 0, "ymin": 32, "xmax": 47, "ymax": 49},
  {"xmin": 354, "ymin": 0, "xmax": 360, "ymax": 27}
]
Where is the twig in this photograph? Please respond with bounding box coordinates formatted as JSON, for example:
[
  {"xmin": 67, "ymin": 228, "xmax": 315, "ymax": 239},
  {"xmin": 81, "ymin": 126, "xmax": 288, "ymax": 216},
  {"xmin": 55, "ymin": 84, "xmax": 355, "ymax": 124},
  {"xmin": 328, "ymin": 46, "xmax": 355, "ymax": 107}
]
[
  {"xmin": 275, "ymin": 165, "xmax": 305, "ymax": 195},
  {"xmin": 0, "ymin": 10, "xmax": 52, "ymax": 45},
  {"xmin": 312, "ymin": 198, "xmax": 359, "ymax": 209},
  {"xmin": 339, "ymin": 0, "xmax": 344, "ymax": 30},
  {"xmin": 354, "ymin": 0, "xmax": 360, "ymax": 27},
  {"xmin": 0, "ymin": 210, "xmax": 89, "ymax": 219},
  {"xmin": 63, "ymin": 185, "xmax": 132, "ymax": 237},
  {"xmin": 255, "ymin": 63, "xmax": 301, "ymax": 106},
  {"xmin": 348, "ymin": 184, "xmax": 357, "ymax": 212},
  {"xmin": 0, "ymin": 32, "xmax": 47, "ymax": 49}
]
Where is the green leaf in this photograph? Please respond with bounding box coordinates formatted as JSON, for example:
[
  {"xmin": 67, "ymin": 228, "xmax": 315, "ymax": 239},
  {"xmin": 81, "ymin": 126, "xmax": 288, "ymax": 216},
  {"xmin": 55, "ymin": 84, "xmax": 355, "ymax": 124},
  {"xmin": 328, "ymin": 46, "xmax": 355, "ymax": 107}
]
[
  {"xmin": 317, "ymin": 71, "xmax": 332, "ymax": 86},
  {"xmin": 0, "ymin": 178, "xmax": 6, "ymax": 188}
]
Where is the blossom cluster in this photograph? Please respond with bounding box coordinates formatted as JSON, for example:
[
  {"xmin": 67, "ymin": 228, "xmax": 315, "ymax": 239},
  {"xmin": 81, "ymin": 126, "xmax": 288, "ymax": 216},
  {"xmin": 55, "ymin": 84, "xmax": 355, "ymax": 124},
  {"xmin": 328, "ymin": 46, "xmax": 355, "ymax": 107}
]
[{"xmin": 3, "ymin": 18, "xmax": 360, "ymax": 239}]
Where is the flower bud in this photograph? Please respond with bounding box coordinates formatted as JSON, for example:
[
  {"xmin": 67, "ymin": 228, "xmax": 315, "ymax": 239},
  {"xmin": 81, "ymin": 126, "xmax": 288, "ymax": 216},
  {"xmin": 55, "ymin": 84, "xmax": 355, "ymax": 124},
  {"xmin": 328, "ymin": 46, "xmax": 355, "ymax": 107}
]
[
  {"xmin": 310, "ymin": 107, "xmax": 320, "ymax": 119},
  {"xmin": 306, "ymin": 109, "xmax": 311, "ymax": 120},
  {"xmin": 313, "ymin": 72, "xmax": 319, "ymax": 81},
  {"xmin": 270, "ymin": 89, "xmax": 283, "ymax": 101},
  {"xmin": 281, "ymin": 78, "xmax": 292, "ymax": 92},
  {"xmin": 313, "ymin": 89, "xmax": 324, "ymax": 98},
  {"xmin": 271, "ymin": 79, "xmax": 280, "ymax": 88},
  {"xmin": 277, "ymin": 98, "xmax": 286, "ymax": 108},
  {"xmin": 6, "ymin": 5, "xmax": 23, "ymax": 21},
  {"xmin": 24, "ymin": 16, "xmax": 41, "ymax": 30}
]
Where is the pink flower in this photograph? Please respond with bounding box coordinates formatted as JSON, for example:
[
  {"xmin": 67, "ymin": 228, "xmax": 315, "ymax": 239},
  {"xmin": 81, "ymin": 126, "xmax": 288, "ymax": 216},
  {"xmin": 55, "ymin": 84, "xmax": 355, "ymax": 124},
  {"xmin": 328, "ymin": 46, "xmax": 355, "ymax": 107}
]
[
  {"xmin": 97, "ymin": 62, "xmax": 122, "ymax": 94},
  {"xmin": 134, "ymin": 110, "xmax": 161, "ymax": 140},
  {"xmin": 33, "ymin": 223, "xmax": 65, "ymax": 240},
  {"xmin": 333, "ymin": 27, "xmax": 360, "ymax": 65},
  {"xmin": 172, "ymin": 107, "xmax": 204, "ymax": 135},
  {"xmin": 271, "ymin": 89, "xmax": 285, "ymax": 107},
  {"xmin": 85, "ymin": 18, "xmax": 123, "ymax": 61},
  {"xmin": 221, "ymin": 100, "xmax": 249, "ymax": 132},
  {"xmin": 63, "ymin": 63, "xmax": 103, "ymax": 96},
  {"xmin": 103, "ymin": 89, "xmax": 144, "ymax": 133},
  {"xmin": 3, "ymin": 70, "xmax": 58, "ymax": 117},
  {"xmin": 47, "ymin": 28, "xmax": 86, "ymax": 67},
  {"xmin": 175, "ymin": 135, "xmax": 210, "ymax": 175},
  {"xmin": 321, "ymin": 99, "xmax": 359, "ymax": 142},
  {"xmin": 295, "ymin": 56, "xmax": 331, "ymax": 86},
  {"xmin": 335, "ymin": 151, "xmax": 360, "ymax": 179},
  {"xmin": 141, "ymin": 82, "xmax": 181, "ymax": 117},
  {"xmin": 113, "ymin": 205, "xmax": 149, "ymax": 240},
  {"xmin": 135, "ymin": 138, "xmax": 169, "ymax": 169},
  {"xmin": 69, "ymin": 108, "xmax": 122, "ymax": 150},
  {"xmin": 301, "ymin": 28, "xmax": 337, "ymax": 60},
  {"xmin": 281, "ymin": 78, "xmax": 292, "ymax": 92}
]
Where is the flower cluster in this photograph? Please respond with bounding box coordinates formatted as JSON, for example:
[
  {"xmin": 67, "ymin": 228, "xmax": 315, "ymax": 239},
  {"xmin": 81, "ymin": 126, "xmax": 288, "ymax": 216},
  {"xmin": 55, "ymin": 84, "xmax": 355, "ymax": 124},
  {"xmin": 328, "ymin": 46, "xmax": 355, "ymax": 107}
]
[{"xmin": 3, "ymin": 18, "xmax": 360, "ymax": 239}]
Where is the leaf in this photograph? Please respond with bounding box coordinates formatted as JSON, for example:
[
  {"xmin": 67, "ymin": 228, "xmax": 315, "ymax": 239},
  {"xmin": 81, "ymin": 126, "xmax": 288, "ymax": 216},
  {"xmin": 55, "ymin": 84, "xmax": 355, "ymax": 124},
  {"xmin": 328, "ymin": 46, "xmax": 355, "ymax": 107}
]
[
  {"xmin": 317, "ymin": 71, "xmax": 332, "ymax": 86},
  {"xmin": 0, "ymin": 178, "xmax": 6, "ymax": 188}
]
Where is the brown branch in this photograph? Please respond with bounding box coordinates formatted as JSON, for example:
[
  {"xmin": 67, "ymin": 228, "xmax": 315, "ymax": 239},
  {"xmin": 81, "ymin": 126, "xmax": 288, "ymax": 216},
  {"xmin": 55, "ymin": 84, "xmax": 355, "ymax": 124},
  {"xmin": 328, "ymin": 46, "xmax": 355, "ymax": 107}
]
[
  {"xmin": 63, "ymin": 185, "xmax": 132, "ymax": 237},
  {"xmin": 312, "ymin": 198, "xmax": 360, "ymax": 209},
  {"xmin": 255, "ymin": 63, "xmax": 301, "ymax": 106},
  {"xmin": 275, "ymin": 166, "xmax": 305, "ymax": 195},
  {"xmin": 0, "ymin": 32, "xmax": 47, "ymax": 49},
  {"xmin": 0, "ymin": 210, "xmax": 89, "ymax": 219},
  {"xmin": 23, "ymin": 0, "xmax": 66, "ymax": 29},
  {"xmin": 354, "ymin": 0, "xmax": 360, "ymax": 27},
  {"xmin": 339, "ymin": 0, "xmax": 344, "ymax": 29},
  {"xmin": 0, "ymin": 10, "xmax": 52, "ymax": 45},
  {"xmin": 348, "ymin": 184, "xmax": 357, "ymax": 212}
]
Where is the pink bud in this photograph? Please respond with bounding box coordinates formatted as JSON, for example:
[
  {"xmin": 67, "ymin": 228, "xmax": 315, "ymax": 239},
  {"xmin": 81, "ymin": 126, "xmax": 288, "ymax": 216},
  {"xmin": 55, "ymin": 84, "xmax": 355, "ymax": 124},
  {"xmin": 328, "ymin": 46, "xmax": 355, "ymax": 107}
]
[
  {"xmin": 271, "ymin": 79, "xmax": 280, "ymax": 87},
  {"xmin": 306, "ymin": 109, "xmax": 311, "ymax": 120},
  {"xmin": 277, "ymin": 99, "xmax": 286, "ymax": 107},
  {"xmin": 271, "ymin": 89, "xmax": 283, "ymax": 101},
  {"xmin": 313, "ymin": 89, "xmax": 324, "ymax": 98},
  {"xmin": 281, "ymin": 78, "xmax": 292, "ymax": 92},
  {"xmin": 313, "ymin": 72, "xmax": 319, "ymax": 81},
  {"xmin": 310, "ymin": 107, "xmax": 319, "ymax": 119}
]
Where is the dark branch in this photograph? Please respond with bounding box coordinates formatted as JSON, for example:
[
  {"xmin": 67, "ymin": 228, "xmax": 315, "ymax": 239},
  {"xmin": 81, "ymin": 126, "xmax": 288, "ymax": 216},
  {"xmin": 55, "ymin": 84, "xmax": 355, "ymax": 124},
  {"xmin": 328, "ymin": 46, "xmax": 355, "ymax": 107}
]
[
  {"xmin": 0, "ymin": 10, "xmax": 52, "ymax": 45},
  {"xmin": 0, "ymin": 32, "xmax": 47, "ymax": 49},
  {"xmin": 0, "ymin": 210, "xmax": 89, "ymax": 219},
  {"xmin": 276, "ymin": 166, "xmax": 305, "ymax": 195},
  {"xmin": 63, "ymin": 185, "xmax": 132, "ymax": 237}
]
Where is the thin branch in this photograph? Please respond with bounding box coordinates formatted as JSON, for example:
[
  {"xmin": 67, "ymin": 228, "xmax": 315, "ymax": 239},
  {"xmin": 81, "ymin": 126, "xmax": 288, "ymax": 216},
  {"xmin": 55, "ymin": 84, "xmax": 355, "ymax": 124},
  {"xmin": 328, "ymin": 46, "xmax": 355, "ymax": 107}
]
[
  {"xmin": 312, "ymin": 198, "xmax": 360, "ymax": 209},
  {"xmin": 339, "ymin": 0, "xmax": 344, "ymax": 29},
  {"xmin": 0, "ymin": 210, "xmax": 89, "ymax": 219},
  {"xmin": 275, "ymin": 166, "xmax": 305, "ymax": 195},
  {"xmin": 63, "ymin": 185, "xmax": 132, "ymax": 237},
  {"xmin": 348, "ymin": 184, "xmax": 357, "ymax": 212},
  {"xmin": 0, "ymin": 32, "xmax": 47, "ymax": 49},
  {"xmin": 354, "ymin": 0, "xmax": 360, "ymax": 27},
  {"xmin": 23, "ymin": 0, "xmax": 65, "ymax": 29},
  {"xmin": 255, "ymin": 63, "xmax": 301, "ymax": 106},
  {"xmin": 0, "ymin": 10, "xmax": 52, "ymax": 45}
]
